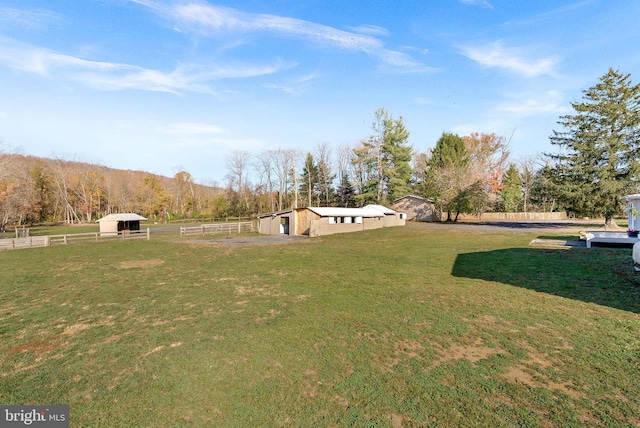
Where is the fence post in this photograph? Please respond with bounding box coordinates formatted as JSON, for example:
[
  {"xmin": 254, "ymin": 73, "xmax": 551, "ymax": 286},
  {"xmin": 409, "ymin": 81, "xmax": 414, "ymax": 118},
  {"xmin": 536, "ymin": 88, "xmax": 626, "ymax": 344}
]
[
  {"xmin": 44, "ymin": 236, "xmax": 50, "ymax": 247},
  {"xmin": 146, "ymin": 228, "xmax": 150, "ymax": 240},
  {"xmin": 11, "ymin": 239, "xmax": 15, "ymax": 250},
  {"xmin": 63, "ymin": 235, "xmax": 67, "ymax": 245}
]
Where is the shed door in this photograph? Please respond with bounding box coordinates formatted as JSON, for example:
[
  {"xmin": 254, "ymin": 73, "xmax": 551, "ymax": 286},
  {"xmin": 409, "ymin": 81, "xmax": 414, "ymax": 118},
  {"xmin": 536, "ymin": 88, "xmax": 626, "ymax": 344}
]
[{"xmin": 280, "ymin": 217, "xmax": 290, "ymax": 235}]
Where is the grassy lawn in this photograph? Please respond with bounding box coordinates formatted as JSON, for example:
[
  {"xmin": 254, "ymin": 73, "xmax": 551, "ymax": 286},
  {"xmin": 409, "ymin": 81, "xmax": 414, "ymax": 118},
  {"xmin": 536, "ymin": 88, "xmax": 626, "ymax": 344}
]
[{"xmin": 1, "ymin": 225, "xmax": 639, "ymax": 427}]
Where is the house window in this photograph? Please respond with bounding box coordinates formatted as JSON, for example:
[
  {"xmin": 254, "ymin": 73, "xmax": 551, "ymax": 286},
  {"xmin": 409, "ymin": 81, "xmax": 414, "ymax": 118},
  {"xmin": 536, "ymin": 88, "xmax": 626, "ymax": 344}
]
[
  {"xmin": 329, "ymin": 217, "xmax": 336, "ymax": 224},
  {"xmin": 344, "ymin": 217, "xmax": 352, "ymax": 224},
  {"xmin": 355, "ymin": 216, "xmax": 363, "ymax": 224}
]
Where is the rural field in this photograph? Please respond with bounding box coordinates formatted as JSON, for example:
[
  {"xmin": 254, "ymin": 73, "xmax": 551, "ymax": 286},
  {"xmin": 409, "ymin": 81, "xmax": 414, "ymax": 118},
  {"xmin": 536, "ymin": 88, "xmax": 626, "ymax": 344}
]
[{"xmin": 1, "ymin": 223, "xmax": 639, "ymax": 427}]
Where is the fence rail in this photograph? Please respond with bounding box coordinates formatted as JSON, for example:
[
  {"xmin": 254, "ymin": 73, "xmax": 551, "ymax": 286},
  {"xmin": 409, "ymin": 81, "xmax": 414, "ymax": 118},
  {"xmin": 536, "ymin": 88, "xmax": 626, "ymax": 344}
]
[
  {"xmin": 180, "ymin": 221, "xmax": 255, "ymax": 237},
  {"xmin": 0, "ymin": 229, "xmax": 150, "ymax": 251}
]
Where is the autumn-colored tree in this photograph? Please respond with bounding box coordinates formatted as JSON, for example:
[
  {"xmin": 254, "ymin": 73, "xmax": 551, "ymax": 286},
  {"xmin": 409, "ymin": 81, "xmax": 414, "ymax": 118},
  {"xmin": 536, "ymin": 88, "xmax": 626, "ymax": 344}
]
[
  {"xmin": 136, "ymin": 175, "xmax": 171, "ymax": 220},
  {"xmin": 463, "ymin": 133, "xmax": 509, "ymax": 185},
  {"xmin": 171, "ymin": 170, "xmax": 195, "ymax": 217}
]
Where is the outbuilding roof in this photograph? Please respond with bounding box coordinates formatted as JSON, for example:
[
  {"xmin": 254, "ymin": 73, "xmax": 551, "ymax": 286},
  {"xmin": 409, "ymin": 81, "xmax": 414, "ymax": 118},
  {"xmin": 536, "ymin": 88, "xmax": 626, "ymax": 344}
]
[
  {"xmin": 363, "ymin": 204, "xmax": 398, "ymax": 215},
  {"xmin": 96, "ymin": 213, "xmax": 148, "ymax": 223},
  {"xmin": 304, "ymin": 207, "xmax": 387, "ymax": 218}
]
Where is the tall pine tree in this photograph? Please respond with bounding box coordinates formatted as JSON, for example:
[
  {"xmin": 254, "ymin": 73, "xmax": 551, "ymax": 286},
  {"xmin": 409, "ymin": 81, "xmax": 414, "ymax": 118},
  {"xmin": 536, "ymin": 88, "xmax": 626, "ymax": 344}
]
[
  {"xmin": 299, "ymin": 152, "xmax": 319, "ymax": 207},
  {"xmin": 361, "ymin": 108, "xmax": 412, "ymax": 205},
  {"xmin": 500, "ymin": 163, "xmax": 522, "ymax": 212},
  {"xmin": 549, "ymin": 68, "xmax": 640, "ymax": 227}
]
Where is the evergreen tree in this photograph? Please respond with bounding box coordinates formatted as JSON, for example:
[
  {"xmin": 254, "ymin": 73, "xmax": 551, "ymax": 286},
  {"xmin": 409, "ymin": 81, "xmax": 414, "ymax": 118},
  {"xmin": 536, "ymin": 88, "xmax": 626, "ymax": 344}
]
[
  {"xmin": 336, "ymin": 171, "xmax": 356, "ymax": 207},
  {"xmin": 530, "ymin": 165, "xmax": 560, "ymax": 213},
  {"xmin": 299, "ymin": 153, "xmax": 319, "ymax": 206},
  {"xmin": 362, "ymin": 108, "xmax": 413, "ymax": 204},
  {"xmin": 421, "ymin": 132, "xmax": 470, "ymax": 220},
  {"xmin": 316, "ymin": 154, "xmax": 336, "ymax": 207},
  {"xmin": 351, "ymin": 142, "xmax": 378, "ymax": 206},
  {"xmin": 29, "ymin": 160, "xmax": 54, "ymax": 222},
  {"xmin": 382, "ymin": 114, "xmax": 413, "ymax": 201},
  {"xmin": 500, "ymin": 163, "xmax": 523, "ymax": 212},
  {"xmin": 549, "ymin": 68, "xmax": 640, "ymax": 227}
]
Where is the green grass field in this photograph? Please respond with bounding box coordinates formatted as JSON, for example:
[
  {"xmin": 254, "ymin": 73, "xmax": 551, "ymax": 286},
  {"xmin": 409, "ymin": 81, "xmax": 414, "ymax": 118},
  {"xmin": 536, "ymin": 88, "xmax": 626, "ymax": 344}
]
[{"xmin": 1, "ymin": 225, "xmax": 639, "ymax": 427}]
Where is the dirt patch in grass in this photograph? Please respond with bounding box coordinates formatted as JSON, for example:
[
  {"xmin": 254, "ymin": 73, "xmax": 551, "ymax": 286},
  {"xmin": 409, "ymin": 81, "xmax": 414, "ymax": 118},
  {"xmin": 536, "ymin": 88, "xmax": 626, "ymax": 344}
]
[
  {"xmin": 500, "ymin": 365, "xmax": 579, "ymax": 398},
  {"xmin": 3, "ymin": 339, "xmax": 64, "ymax": 357},
  {"xmin": 434, "ymin": 337, "xmax": 503, "ymax": 367}
]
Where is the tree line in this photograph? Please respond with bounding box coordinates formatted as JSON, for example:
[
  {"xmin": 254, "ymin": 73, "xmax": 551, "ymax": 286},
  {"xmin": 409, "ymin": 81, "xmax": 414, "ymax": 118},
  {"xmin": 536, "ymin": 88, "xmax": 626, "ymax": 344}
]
[
  {"xmin": 2, "ymin": 69, "xmax": 639, "ymax": 231},
  {"xmin": 0, "ymin": 154, "xmax": 230, "ymax": 232}
]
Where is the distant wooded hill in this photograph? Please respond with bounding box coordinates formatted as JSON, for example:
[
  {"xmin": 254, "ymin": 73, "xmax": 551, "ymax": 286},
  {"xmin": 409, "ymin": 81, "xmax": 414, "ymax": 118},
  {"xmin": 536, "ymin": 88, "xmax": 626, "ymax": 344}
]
[{"xmin": 0, "ymin": 153, "xmax": 229, "ymax": 230}]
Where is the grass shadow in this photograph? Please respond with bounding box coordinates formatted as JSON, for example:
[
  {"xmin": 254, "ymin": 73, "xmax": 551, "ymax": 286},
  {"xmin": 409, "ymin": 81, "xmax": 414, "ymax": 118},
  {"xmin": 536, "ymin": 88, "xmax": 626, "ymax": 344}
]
[{"xmin": 451, "ymin": 246, "xmax": 640, "ymax": 314}]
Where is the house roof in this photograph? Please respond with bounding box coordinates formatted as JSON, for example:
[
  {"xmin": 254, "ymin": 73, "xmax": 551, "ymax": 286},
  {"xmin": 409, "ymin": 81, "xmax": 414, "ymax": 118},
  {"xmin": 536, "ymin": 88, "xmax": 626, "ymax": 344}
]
[
  {"xmin": 393, "ymin": 194, "xmax": 434, "ymax": 203},
  {"xmin": 96, "ymin": 213, "xmax": 147, "ymax": 223}
]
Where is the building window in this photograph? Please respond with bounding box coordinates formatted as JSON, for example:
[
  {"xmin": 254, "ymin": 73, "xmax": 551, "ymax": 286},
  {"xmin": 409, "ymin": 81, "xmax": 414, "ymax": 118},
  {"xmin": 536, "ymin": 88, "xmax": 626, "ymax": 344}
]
[
  {"xmin": 329, "ymin": 217, "xmax": 336, "ymax": 224},
  {"xmin": 355, "ymin": 216, "xmax": 363, "ymax": 224}
]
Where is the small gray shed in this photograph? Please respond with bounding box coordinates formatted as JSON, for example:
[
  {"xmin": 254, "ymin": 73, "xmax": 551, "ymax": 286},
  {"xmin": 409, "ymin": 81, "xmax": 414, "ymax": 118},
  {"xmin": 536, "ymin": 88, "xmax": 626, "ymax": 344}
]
[
  {"xmin": 392, "ymin": 195, "xmax": 438, "ymax": 222},
  {"xmin": 96, "ymin": 213, "xmax": 147, "ymax": 235}
]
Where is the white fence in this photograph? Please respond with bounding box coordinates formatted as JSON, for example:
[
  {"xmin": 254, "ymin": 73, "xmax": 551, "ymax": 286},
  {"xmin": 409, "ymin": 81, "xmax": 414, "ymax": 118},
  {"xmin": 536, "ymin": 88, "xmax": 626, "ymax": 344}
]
[
  {"xmin": 0, "ymin": 229, "xmax": 150, "ymax": 251},
  {"xmin": 180, "ymin": 221, "xmax": 255, "ymax": 237}
]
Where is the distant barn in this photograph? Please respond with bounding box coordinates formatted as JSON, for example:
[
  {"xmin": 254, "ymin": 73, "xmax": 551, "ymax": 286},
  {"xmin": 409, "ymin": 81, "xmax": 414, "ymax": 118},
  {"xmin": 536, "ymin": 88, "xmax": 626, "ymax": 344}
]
[{"xmin": 96, "ymin": 213, "xmax": 147, "ymax": 236}]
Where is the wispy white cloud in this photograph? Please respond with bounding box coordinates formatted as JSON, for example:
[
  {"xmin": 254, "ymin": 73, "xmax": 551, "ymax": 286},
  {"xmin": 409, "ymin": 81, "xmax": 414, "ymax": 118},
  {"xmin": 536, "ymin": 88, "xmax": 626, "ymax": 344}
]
[
  {"xmin": 348, "ymin": 25, "xmax": 390, "ymax": 37},
  {"xmin": 496, "ymin": 90, "xmax": 568, "ymax": 117},
  {"xmin": 402, "ymin": 46, "xmax": 429, "ymax": 55},
  {"xmin": 264, "ymin": 72, "xmax": 322, "ymax": 95},
  {"xmin": 502, "ymin": 1, "xmax": 595, "ymax": 26},
  {"xmin": 0, "ymin": 35, "xmax": 291, "ymax": 93},
  {"xmin": 0, "ymin": 7, "xmax": 61, "ymax": 30},
  {"xmin": 459, "ymin": 41, "xmax": 559, "ymax": 77},
  {"xmin": 458, "ymin": 0, "xmax": 493, "ymax": 9},
  {"xmin": 172, "ymin": 3, "xmax": 382, "ymax": 50},
  {"xmin": 132, "ymin": 0, "xmax": 435, "ymax": 73},
  {"xmin": 0, "ymin": 35, "xmax": 132, "ymax": 75}
]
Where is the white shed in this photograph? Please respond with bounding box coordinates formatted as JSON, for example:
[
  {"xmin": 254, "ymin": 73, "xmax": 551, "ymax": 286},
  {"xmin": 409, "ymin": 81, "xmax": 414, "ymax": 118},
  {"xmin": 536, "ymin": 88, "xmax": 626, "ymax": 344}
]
[
  {"xmin": 96, "ymin": 213, "xmax": 147, "ymax": 236},
  {"xmin": 627, "ymin": 194, "xmax": 640, "ymax": 233}
]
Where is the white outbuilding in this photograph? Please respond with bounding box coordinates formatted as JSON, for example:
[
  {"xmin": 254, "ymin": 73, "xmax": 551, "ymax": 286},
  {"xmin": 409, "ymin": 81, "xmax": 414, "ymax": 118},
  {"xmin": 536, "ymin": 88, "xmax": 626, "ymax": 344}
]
[
  {"xmin": 626, "ymin": 194, "xmax": 640, "ymax": 232},
  {"xmin": 96, "ymin": 213, "xmax": 147, "ymax": 236}
]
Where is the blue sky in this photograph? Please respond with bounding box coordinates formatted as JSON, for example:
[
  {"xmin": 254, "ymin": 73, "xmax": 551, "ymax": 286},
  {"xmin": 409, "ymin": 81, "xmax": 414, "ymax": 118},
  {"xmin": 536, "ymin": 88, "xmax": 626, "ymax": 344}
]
[{"xmin": 1, "ymin": 0, "xmax": 639, "ymax": 184}]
